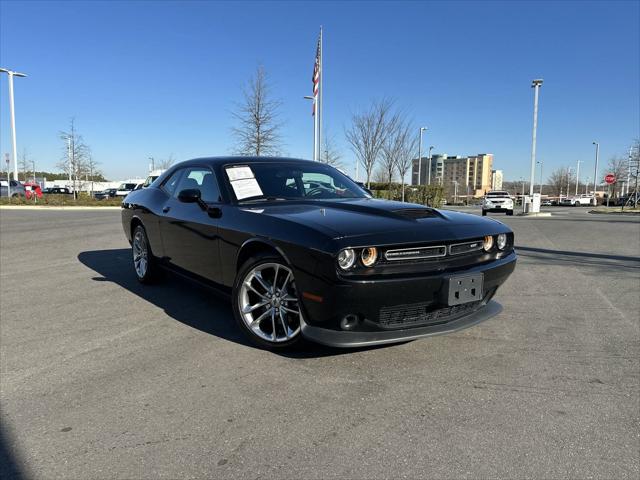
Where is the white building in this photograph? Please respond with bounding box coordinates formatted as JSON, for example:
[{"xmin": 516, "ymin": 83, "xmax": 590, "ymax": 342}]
[{"xmin": 491, "ymin": 169, "xmax": 503, "ymax": 191}]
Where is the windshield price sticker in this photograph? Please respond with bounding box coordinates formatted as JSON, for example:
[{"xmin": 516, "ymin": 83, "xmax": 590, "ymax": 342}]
[
  {"xmin": 225, "ymin": 166, "xmax": 263, "ymax": 200},
  {"xmin": 226, "ymin": 166, "xmax": 255, "ymax": 182}
]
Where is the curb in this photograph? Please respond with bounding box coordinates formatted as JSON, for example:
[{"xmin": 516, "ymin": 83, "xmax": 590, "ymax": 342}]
[
  {"xmin": 0, "ymin": 205, "xmax": 121, "ymax": 211},
  {"xmin": 516, "ymin": 212, "xmax": 552, "ymax": 217},
  {"xmin": 588, "ymin": 210, "xmax": 640, "ymax": 216}
]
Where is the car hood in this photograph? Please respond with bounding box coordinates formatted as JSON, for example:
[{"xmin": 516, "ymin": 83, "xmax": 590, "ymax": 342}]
[{"xmin": 243, "ymin": 198, "xmax": 510, "ymax": 246}]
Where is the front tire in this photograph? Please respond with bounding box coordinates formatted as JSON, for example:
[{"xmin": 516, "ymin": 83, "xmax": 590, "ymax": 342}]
[
  {"xmin": 482, "ymin": 210, "xmax": 487, "ymax": 216},
  {"xmin": 132, "ymin": 225, "xmax": 161, "ymax": 284},
  {"xmin": 506, "ymin": 210, "xmax": 513, "ymax": 216},
  {"xmin": 233, "ymin": 253, "xmax": 304, "ymax": 349}
]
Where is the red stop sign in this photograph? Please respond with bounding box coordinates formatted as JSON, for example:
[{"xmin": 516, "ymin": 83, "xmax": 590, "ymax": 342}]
[{"xmin": 605, "ymin": 173, "xmax": 616, "ymax": 184}]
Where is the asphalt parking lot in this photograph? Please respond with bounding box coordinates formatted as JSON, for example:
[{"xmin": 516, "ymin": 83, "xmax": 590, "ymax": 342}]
[{"xmin": 1, "ymin": 207, "xmax": 639, "ymax": 479}]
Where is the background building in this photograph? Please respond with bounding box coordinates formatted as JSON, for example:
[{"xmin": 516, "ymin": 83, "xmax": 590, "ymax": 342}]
[
  {"xmin": 491, "ymin": 169, "xmax": 504, "ymax": 190},
  {"xmin": 412, "ymin": 153, "xmax": 494, "ymax": 197}
]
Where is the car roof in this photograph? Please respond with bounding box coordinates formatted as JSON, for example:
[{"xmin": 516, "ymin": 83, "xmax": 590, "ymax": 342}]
[{"xmin": 175, "ymin": 156, "xmax": 317, "ymax": 168}]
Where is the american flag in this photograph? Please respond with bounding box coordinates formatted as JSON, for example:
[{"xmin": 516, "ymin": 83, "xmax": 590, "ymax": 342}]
[{"xmin": 312, "ymin": 35, "xmax": 320, "ymax": 115}]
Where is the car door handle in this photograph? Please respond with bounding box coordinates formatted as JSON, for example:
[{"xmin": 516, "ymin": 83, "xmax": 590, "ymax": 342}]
[{"xmin": 162, "ymin": 206, "xmax": 171, "ymax": 214}]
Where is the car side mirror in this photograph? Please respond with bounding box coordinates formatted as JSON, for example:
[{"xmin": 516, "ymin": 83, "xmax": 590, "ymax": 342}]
[{"xmin": 178, "ymin": 188, "xmax": 201, "ymax": 203}]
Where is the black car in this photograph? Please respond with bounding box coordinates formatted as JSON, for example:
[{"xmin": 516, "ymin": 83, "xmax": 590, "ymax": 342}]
[
  {"xmin": 43, "ymin": 187, "xmax": 72, "ymax": 195},
  {"xmin": 121, "ymin": 157, "xmax": 516, "ymax": 349},
  {"xmin": 95, "ymin": 188, "xmax": 118, "ymax": 200}
]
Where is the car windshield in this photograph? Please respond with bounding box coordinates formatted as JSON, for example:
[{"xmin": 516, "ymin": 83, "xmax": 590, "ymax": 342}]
[
  {"xmin": 486, "ymin": 191, "xmax": 509, "ymax": 197},
  {"xmin": 224, "ymin": 162, "xmax": 369, "ymax": 202}
]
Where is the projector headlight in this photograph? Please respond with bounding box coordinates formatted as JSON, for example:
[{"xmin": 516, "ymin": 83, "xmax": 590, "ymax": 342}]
[
  {"xmin": 360, "ymin": 247, "xmax": 378, "ymax": 267},
  {"xmin": 497, "ymin": 233, "xmax": 508, "ymax": 250},
  {"xmin": 337, "ymin": 249, "xmax": 356, "ymax": 270},
  {"xmin": 483, "ymin": 235, "xmax": 494, "ymax": 251}
]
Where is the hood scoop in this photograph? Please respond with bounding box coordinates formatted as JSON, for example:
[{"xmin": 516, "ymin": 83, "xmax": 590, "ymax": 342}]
[{"xmin": 393, "ymin": 208, "xmax": 442, "ymax": 220}]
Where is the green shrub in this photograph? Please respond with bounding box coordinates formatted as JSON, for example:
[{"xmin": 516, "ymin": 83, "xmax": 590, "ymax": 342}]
[{"xmin": 0, "ymin": 194, "xmax": 122, "ymax": 207}]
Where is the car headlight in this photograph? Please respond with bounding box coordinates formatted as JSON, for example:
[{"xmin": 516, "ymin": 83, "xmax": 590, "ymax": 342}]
[
  {"xmin": 360, "ymin": 247, "xmax": 378, "ymax": 267},
  {"xmin": 497, "ymin": 233, "xmax": 508, "ymax": 250},
  {"xmin": 337, "ymin": 248, "xmax": 356, "ymax": 270},
  {"xmin": 483, "ymin": 235, "xmax": 494, "ymax": 251}
]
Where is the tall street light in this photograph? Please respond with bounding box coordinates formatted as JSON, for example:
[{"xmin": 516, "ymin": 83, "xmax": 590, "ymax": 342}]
[
  {"xmin": 0, "ymin": 67, "xmax": 27, "ymax": 181},
  {"xmin": 427, "ymin": 145, "xmax": 434, "ymax": 185},
  {"xmin": 592, "ymin": 141, "xmax": 599, "ymax": 195},
  {"xmin": 417, "ymin": 127, "xmax": 427, "ymax": 185},
  {"xmin": 529, "ymin": 79, "xmax": 543, "ymax": 196}
]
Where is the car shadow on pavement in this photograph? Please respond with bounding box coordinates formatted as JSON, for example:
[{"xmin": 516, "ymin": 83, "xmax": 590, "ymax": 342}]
[
  {"xmin": 516, "ymin": 245, "xmax": 640, "ymax": 268},
  {"xmin": 0, "ymin": 426, "xmax": 25, "ymax": 480},
  {"xmin": 78, "ymin": 249, "xmax": 388, "ymax": 358}
]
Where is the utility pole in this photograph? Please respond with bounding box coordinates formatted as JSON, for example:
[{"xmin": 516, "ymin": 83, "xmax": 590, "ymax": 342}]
[
  {"xmin": 427, "ymin": 145, "xmax": 434, "ymax": 185},
  {"xmin": 592, "ymin": 141, "xmax": 599, "ymax": 195},
  {"xmin": 418, "ymin": 127, "xmax": 427, "ymax": 185},
  {"xmin": 575, "ymin": 160, "xmax": 582, "ymax": 195},
  {"xmin": 537, "ymin": 160, "xmax": 544, "ymax": 194},
  {"xmin": 0, "ymin": 68, "xmax": 27, "ymax": 181},
  {"xmin": 529, "ymin": 79, "xmax": 543, "ymax": 196},
  {"xmin": 566, "ymin": 167, "xmax": 572, "ymax": 199},
  {"xmin": 625, "ymin": 147, "xmax": 632, "ymax": 196}
]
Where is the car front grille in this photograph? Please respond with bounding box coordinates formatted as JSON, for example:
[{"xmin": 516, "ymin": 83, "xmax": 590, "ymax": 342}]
[{"xmin": 378, "ymin": 299, "xmax": 483, "ymax": 329}]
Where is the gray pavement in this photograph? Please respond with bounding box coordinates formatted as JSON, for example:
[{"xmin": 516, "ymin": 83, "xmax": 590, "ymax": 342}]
[{"xmin": 1, "ymin": 207, "xmax": 639, "ymax": 479}]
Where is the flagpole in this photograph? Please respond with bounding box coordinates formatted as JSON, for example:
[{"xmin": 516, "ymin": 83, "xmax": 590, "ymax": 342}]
[{"xmin": 318, "ymin": 26, "xmax": 323, "ymax": 163}]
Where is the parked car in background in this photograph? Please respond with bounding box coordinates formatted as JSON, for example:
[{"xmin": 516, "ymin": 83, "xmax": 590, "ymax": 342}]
[
  {"xmin": 115, "ymin": 183, "xmax": 140, "ymax": 197},
  {"xmin": 43, "ymin": 187, "xmax": 72, "ymax": 195},
  {"xmin": 562, "ymin": 195, "xmax": 595, "ymax": 206},
  {"xmin": 142, "ymin": 169, "xmax": 167, "ymax": 188},
  {"xmin": 23, "ymin": 182, "xmax": 43, "ymax": 199},
  {"xmin": 95, "ymin": 188, "xmax": 118, "ymax": 200},
  {"xmin": 541, "ymin": 199, "xmax": 552, "ymax": 206},
  {"xmin": 0, "ymin": 180, "xmax": 26, "ymax": 198},
  {"xmin": 482, "ymin": 191, "xmax": 514, "ymax": 216}
]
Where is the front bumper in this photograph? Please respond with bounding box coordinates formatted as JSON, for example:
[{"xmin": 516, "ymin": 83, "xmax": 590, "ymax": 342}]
[
  {"xmin": 298, "ymin": 251, "xmax": 516, "ymax": 347},
  {"xmin": 301, "ymin": 300, "xmax": 503, "ymax": 347}
]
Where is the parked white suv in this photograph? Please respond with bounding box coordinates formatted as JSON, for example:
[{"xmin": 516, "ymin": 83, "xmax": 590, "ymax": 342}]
[
  {"xmin": 482, "ymin": 191, "xmax": 514, "ymax": 216},
  {"xmin": 562, "ymin": 194, "xmax": 595, "ymax": 206}
]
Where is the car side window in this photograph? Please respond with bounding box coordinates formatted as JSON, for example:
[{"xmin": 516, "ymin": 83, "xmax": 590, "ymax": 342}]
[
  {"xmin": 173, "ymin": 167, "xmax": 221, "ymax": 203},
  {"xmin": 161, "ymin": 169, "xmax": 184, "ymax": 196}
]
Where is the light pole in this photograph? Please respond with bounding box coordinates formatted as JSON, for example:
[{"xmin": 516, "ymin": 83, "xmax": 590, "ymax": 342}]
[
  {"xmin": 529, "ymin": 79, "xmax": 543, "ymax": 196},
  {"xmin": 303, "ymin": 96, "xmax": 317, "ymax": 161},
  {"xmin": 585, "ymin": 177, "xmax": 590, "ymax": 195},
  {"xmin": 452, "ymin": 180, "xmax": 458, "ymax": 204},
  {"xmin": 148, "ymin": 157, "xmax": 155, "ymax": 172},
  {"xmin": 427, "ymin": 145, "xmax": 434, "ymax": 185},
  {"xmin": 592, "ymin": 141, "xmax": 599, "ymax": 195},
  {"xmin": 537, "ymin": 160, "xmax": 544, "ymax": 195},
  {"xmin": 575, "ymin": 160, "xmax": 582, "ymax": 195},
  {"xmin": 0, "ymin": 68, "xmax": 27, "ymax": 182},
  {"xmin": 417, "ymin": 127, "xmax": 427, "ymax": 185}
]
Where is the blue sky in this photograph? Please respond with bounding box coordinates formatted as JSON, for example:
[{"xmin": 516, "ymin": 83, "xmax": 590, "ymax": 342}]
[{"xmin": 0, "ymin": 0, "xmax": 638, "ymax": 182}]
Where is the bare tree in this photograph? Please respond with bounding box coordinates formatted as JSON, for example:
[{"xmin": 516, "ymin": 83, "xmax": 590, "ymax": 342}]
[
  {"xmin": 605, "ymin": 155, "xmax": 628, "ymax": 199},
  {"xmin": 345, "ymin": 98, "xmax": 395, "ymax": 189},
  {"xmin": 58, "ymin": 118, "xmax": 90, "ymax": 199},
  {"xmin": 320, "ymin": 132, "xmax": 342, "ymax": 167},
  {"xmin": 231, "ymin": 65, "xmax": 283, "ymax": 156},
  {"xmin": 547, "ymin": 167, "xmax": 574, "ymax": 197},
  {"xmin": 82, "ymin": 153, "xmax": 102, "ymax": 196},
  {"xmin": 18, "ymin": 148, "xmax": 30, "ymax": 182},
  {"xmin": 385, "ymin": 118, "xmax": 416, "ymax": 201},
  {"xmin": 156, "ymin": 154, "xmax": 176, "ymax": 170}
]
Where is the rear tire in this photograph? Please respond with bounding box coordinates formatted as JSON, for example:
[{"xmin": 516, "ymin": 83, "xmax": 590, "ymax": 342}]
[
  {"xmin": 506, "ymin": 210, "xmax": 513, "ymax": 216},
  {"xmin": 132, "ymin": 225, "xmax": 161, "ymax": 284},
  {"xmin": 481, "ymin": 210, "xmax": 487, "ymax": 216},
  {"xmin": 233, "ymin": 253, "xmax": 305, "ymax": 350}
]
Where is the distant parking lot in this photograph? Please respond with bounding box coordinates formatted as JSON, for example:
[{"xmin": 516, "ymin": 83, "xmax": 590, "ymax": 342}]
[{"xmin": 1, "ymin": 208, "xmax": 639, "ymax": 479}]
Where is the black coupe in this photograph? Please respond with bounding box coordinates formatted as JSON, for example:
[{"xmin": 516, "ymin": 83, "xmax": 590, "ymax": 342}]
[{"xmin": 121, "ymin": 157, "xmax": 516, "ymax": 349}]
